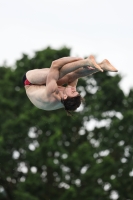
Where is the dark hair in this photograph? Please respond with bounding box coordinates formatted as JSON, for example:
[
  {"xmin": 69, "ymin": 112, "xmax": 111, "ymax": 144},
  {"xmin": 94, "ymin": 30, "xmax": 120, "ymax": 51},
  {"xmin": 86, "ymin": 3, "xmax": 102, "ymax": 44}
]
[{"xmin": 61, "ymin": 95, "xmax": 83, "ymax": 115}]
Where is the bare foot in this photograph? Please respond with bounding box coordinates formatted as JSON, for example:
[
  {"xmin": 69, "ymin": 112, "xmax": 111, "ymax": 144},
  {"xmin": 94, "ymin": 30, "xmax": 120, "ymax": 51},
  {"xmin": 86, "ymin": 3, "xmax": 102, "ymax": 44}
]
[
  {"xmin": 88, "ymin": 55, "xmax": 103, "ymax": 72},
  {"xmin": 99, "ymin": 59, "xmax": 118, "ymax": 72}
]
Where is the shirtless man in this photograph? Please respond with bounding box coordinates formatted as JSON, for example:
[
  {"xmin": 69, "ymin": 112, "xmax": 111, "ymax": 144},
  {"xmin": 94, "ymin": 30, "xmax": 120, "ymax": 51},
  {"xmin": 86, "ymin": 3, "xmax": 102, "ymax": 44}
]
[{"xmin": 23, "ymin": 55, "xmax": 118, "ymax": 113}]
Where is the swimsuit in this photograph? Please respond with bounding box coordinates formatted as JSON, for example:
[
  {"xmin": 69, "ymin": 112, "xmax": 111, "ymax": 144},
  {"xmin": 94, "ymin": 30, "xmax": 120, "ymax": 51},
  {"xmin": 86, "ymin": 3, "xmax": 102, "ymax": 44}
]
[
  {"xmin": 22, "ymin": 74, "xmax": 32, "ymax": 86},
  {"xmin": 22, "ymin": 74, "xmax": 46, "ymax": 86}
]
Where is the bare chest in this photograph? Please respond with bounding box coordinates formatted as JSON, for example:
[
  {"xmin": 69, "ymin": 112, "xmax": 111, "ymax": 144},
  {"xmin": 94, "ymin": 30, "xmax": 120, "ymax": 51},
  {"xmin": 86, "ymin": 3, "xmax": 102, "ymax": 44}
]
[{"xmin": 25, "ymin": 85, "xmax": 63, "ymax": 110}]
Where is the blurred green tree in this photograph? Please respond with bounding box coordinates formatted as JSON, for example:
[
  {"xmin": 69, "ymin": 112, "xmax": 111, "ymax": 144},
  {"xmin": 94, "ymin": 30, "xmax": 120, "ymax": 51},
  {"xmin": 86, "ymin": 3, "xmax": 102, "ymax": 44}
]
[{"xmin": 0, "ymin": 47, "xmax": 133, "ymax": 200}]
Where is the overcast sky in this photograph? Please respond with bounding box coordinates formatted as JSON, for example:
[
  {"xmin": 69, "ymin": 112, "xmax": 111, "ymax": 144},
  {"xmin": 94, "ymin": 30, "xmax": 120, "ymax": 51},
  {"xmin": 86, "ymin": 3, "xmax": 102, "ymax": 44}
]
[{"xmin": 0, "ymin": 0, "xmax": 133, "ymax": 94}]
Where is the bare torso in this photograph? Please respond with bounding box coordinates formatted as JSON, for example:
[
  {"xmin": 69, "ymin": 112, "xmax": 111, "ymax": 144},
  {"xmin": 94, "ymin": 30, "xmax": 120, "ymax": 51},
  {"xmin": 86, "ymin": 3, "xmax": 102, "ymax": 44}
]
[{"xmin": 25, "ymin": 85, "xmax": 64, "ymax": 111}]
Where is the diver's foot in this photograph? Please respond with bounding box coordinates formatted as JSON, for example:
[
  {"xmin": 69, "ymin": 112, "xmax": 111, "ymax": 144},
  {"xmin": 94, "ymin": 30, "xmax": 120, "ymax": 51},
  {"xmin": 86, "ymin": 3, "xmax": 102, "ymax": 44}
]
[{"xmin": 100, "ymin": 59, "xmax": 118, "ymax": 72}]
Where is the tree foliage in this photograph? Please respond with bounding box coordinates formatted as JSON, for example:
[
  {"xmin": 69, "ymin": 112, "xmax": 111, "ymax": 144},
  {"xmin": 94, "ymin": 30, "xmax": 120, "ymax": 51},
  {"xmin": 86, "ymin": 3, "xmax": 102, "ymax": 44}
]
[{"xmin": 0, "ymin": 47, "xmax": 133, "ymax": 200}]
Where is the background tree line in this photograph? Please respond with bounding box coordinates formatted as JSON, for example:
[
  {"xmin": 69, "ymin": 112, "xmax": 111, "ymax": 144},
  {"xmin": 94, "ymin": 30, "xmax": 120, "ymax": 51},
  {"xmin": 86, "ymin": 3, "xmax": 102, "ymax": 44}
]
[{"xmin": 0, "ymin": 47, "xmax": 133, "ymax": 200}]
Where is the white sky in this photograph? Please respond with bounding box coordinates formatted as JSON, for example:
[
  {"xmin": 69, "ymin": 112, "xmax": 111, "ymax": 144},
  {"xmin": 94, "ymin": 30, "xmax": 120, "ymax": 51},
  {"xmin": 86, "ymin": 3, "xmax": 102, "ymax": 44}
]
[{"xmin": 0, "ymin": 0, "xmax": 133, "ymax": 94}]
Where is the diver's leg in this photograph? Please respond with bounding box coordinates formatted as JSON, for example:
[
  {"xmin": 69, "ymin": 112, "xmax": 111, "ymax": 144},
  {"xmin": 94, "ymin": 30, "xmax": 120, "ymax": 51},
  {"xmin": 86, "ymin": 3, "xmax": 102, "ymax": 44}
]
[
  {"xmin": 26, "ymin": 56, "xmax": 117, "ymax": 86},
  {"xmin": 26, "ymin": 68, "xmax": 50, "ymax": 84},
  {"xmin": 58, "ymin": 55, "xmax": 103, "ymax": 79},
  {"xmin": 57, "ymin": 56, "xmax": 118, "ymax": 85}
]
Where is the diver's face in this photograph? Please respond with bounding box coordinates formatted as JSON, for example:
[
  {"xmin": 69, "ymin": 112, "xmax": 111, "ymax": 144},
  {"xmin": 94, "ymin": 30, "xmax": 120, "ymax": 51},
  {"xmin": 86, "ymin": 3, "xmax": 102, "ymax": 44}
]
[{"xmin": 64, "ymin": 86, "xmax": 79, "ymax": 98}]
